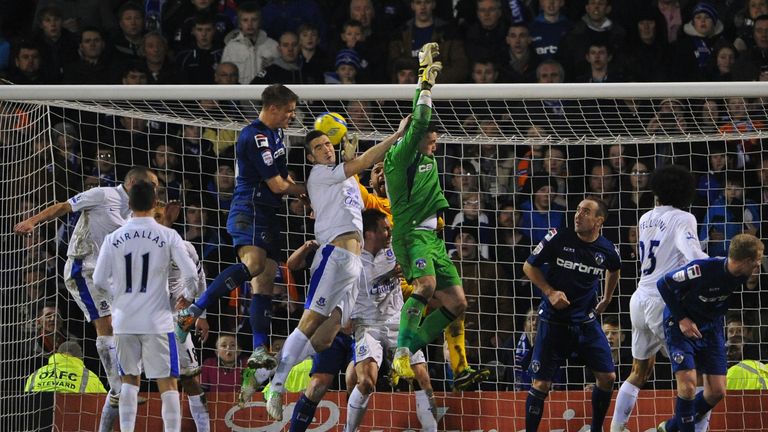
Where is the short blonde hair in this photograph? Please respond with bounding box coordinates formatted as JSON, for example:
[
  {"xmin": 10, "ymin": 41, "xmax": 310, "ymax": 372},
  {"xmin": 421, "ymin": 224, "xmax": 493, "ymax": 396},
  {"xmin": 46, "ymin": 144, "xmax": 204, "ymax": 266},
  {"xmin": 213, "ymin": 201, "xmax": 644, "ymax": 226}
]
[{"xmin": 729, "ymin": 233, "xmax": 764, "ymax": 261}]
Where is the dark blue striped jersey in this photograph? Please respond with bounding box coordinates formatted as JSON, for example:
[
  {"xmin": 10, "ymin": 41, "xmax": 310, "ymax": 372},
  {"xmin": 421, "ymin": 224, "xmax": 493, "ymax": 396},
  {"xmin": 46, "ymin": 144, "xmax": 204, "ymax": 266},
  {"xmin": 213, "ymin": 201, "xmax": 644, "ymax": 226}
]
[
  {"xmin": 527, "ymin": 228, "xmax": 620, "ymax": 324},
  {"xmin": 657, "ymin": 257, "xmax": 748, "ymax": 327},
  {"xmin": 232, "ymin": 119, "xmax": 289, "ymax": 208}
]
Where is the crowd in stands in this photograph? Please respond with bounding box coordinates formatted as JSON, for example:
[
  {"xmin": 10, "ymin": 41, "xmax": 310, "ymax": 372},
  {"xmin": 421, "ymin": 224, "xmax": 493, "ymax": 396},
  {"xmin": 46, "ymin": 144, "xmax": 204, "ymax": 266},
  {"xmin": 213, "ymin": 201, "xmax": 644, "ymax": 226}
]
[{"xmin": 6, "ymin": 0, "xmax": 768, "ymax": 394}]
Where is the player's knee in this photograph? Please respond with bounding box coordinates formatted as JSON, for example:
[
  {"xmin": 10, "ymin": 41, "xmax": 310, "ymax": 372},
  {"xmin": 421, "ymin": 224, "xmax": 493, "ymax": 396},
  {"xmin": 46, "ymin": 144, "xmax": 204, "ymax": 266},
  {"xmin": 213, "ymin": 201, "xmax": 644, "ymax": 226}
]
[
  {"xmin": 708, "ymin": 387, "xmax": 726, "ymax": 404},
  {"xmin": 356, "ymin": 374, "xmax": 375, "ymax": 395},
  {"xmin": 597, "ymin": 372, "xmax": 616, "ymax": 390}
]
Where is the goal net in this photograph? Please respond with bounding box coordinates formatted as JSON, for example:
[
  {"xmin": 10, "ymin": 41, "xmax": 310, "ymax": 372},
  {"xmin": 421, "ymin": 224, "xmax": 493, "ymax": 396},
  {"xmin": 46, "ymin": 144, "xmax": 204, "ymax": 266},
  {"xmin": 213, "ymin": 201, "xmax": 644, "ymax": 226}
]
[{"xmin": 2, "ymin": 82, "xmax": 767, "ymax": 431}]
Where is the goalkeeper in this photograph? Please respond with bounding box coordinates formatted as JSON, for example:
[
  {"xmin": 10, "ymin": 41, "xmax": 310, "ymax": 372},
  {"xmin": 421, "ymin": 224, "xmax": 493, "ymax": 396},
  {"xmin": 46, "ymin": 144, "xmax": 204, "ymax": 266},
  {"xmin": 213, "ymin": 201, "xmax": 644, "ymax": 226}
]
[
  {"xmin": 343, "ymin": 157, "xmax": 489, "ymax": 390},
  {"xmin": 383, "ymin": 42, "xmax": 470, "ymax": 384}
]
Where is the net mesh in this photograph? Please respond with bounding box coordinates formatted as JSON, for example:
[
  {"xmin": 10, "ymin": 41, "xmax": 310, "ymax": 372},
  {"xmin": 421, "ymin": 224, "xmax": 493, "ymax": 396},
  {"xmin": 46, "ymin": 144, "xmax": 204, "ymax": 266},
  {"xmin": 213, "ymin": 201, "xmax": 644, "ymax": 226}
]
[{"xmin": 2, "ymin": 84, "xmax": 767, "ymax": 431}]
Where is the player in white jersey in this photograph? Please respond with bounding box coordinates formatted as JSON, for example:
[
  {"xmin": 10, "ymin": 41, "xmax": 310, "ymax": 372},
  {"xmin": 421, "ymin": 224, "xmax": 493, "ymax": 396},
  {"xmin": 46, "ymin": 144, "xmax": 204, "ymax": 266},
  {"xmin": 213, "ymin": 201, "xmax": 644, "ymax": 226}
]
[
  {"xmin": 611, "ymin": 166, "xmax": 709, "ymax": 432},
  {"xmin": 153, "ymin": 202, "xmax": 211, "ymax": 432},
  {"xmin": 93, "ymin": 180, "xmax": 198, "ymax": 432},
  {"xmin": 258, "ymin": 117, "xmax": 410, "ymax": 420},
  {"xmin": 345, "ymin": 209, "xmax": 437, "ymax": 432},
  {"xmin": 14, "ymin": 166, "xmax": 158, "ymax": 431}
]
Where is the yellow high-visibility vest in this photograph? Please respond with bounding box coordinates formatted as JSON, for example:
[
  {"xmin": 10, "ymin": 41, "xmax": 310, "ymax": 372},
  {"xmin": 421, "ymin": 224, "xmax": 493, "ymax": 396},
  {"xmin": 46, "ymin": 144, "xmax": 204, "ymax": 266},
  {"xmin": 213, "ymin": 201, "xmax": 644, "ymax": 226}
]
[
  {"xmin": 726, "ymin": 360, "xmax": 768, "ymax": 390},
  {"xmin": 25, "ymin": 353, "xmax": 107, "ymax": 393}
]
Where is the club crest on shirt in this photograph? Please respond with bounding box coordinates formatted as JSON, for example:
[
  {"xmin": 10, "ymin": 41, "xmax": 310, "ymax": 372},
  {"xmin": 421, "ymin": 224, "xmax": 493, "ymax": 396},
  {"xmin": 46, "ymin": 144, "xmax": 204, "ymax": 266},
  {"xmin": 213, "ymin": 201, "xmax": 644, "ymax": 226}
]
[
  {"xmin": 261, "ymin": 150, "xmax": 274, "ymax": 166},
  {"xmin": 100, "ymin": 300, "xmax": 109, "ymax": 311},
  {"xmin": 255, "ymin": 134, "xmax": 269, "ymax": 148},
  {"xmin": 594, "ymin": 252, "xmax": 605, "ymax": 266},
  {"xmin": 357, "ymin": 344, "xmax": 368, "ymax": 356},
  {"xmin": 415, "ymin": 258, "xmax": 427, "ymax": 270},
  {"xmin": 316, "ymin": 297, "xmax": 326, "ymax": 307},
  {"xmin": 531, "ymin": 360, "xmax": 541, "ymax": 373},
  {"xmin": 672, "ymin": 352, "xmax": 685, "ymax": 364}
]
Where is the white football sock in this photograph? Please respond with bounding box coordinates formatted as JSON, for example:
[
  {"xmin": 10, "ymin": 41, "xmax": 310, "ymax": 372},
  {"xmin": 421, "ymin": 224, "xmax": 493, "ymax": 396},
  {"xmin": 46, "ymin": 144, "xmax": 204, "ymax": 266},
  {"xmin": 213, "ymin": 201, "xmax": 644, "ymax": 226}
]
[
  {"xmin": 416, "ymin": 389, "xmax": 438, "ymax": 431},
  {"xmin": 96, "ymin": 335, "xmax": 122, "ymax": 394},
  {"xmin": 119, "ymin": 383, "xmax": 139, "ymax": 432},
  {"xmin": 271, "ymin": 329, "xmax": 312, "ymax": 394},
  {"xmin": 188, "ymin": 393, "xmax": 210, "ymax": 432},
  {"xmin": 610, "ymin": 381, "xmax": 640, "ymax": 432},
  {"xmin": 345, "ymin": 386, "xmax": 370, "ymax": 432},
  {"xmin": 161, "ymin": 390, "xmax": 181, "ymax": 432}
]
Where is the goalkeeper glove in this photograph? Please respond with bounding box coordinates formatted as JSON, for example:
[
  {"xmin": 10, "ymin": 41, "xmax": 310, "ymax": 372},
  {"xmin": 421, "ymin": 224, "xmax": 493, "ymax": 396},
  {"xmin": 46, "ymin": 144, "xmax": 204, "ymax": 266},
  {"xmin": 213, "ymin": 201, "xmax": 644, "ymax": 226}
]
[
  {"xmin": 418, "ymin": 42, "xmax": 440, "ymax": 67},
  {"xmin": 341, "ymin": 132, "xmax": 359, "ymax": 162},
  {"xmin": 420, "ymin": 62, "xmax": 442, "ymax": 89}
]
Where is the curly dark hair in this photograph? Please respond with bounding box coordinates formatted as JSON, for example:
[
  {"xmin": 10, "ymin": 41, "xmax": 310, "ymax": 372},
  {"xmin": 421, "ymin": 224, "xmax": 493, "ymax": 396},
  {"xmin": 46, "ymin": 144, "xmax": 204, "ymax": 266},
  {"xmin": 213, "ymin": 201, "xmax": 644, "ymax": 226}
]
[{"xmin": 650, "ymin": 165, "xmax": 696, "ymax": 208}]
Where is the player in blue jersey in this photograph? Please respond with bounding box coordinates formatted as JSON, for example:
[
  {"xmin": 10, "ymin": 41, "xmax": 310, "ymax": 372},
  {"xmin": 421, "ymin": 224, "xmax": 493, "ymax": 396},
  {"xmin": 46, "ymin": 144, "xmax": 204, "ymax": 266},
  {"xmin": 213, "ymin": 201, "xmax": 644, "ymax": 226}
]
[
  {"xmin": 656, "ymin": 234, "xmax": 763, "ymax": 432},
  {"xmin": 522, "ymin": 197, "xmax": 621, "ymax": 432},
  {"xmin": 176, "ymin": 84, "xmax": 307, "ymax": 400}
]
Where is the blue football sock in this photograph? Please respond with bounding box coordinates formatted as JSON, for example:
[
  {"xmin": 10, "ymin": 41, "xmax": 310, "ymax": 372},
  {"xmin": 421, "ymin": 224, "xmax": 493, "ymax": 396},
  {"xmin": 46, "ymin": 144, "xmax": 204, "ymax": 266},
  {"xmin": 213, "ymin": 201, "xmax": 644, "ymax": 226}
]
[
  {"xmin": 289, "ymin": 394, "xmax": 318, "ymax": 432},
  {"xmin": 193, "ymin": 263, "xmax": 250, "ymax": 312},
  {"xmin": 591, "ymin": 386, "xmax": 612, "ymax": 432},
  {"xmin": 525, "ymin": 388, "xmax": 547, "ymax": 432},
  {"xmin": 693, "ymin": 390, "xmax": 715, "ymax": 422},
  {"xmin": 675, "ymin": 396, "xmax": 695, "ymax": 432},
  {"xmin": 250, "ymin": 294, "xmax": 272, "ymax": 349}
]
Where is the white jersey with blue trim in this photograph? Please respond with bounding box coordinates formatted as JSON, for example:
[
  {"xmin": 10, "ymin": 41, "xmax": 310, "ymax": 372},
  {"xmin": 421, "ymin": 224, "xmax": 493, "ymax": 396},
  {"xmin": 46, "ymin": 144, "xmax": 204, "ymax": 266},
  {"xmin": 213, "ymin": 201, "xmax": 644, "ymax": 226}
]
[
  {"xmin": 636, "ymin": 206, "xmax": 708, "ymax": 298},
  {"xmin": 351, "ymin": 246, "xmax": 402, "ymax": 325},
  {"xmin": 168, "ymin": 241, "xmax": 206, "ymax": 303},
  {"xmin": 307, "ymin": 163, "xmax": 363, "ymax": 245},
  {"xmin": 93, "ymin": 217, "xmax": 197, "ymax": 334},
  {"xmin": 66, "ymin": 185, "xmax": 131, "ymax": 258}
]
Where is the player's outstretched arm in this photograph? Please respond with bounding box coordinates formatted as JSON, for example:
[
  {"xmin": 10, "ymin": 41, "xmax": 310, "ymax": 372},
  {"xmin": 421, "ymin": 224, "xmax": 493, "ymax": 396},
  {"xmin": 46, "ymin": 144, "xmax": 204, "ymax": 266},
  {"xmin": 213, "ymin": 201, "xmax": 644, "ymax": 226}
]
[
  {"xmin": 265, "ymin": 174, "xmax": 307, "ymax": 196},
  {"xmin": 286, "ymin": 240, "xmax": 319, "ymax": 272},
  {"xmin": 595, "ymin": 269, "xmax": 620, "ymax": 314},
  {"xmin": 523, "ymin": 261, "xmax": 570, "ymax": 310},
  {"xmin": 13, "ymin": 202, "xmax": 73, "ymax": 235},
  {"xmin": 343, "ymin": 115, "xmax": 410, "ymax": 178}
]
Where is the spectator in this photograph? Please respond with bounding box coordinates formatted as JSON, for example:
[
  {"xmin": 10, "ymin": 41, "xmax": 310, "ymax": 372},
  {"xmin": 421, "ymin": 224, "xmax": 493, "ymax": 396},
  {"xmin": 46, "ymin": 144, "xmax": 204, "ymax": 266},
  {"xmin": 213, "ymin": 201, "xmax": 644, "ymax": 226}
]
[
  {"xmin": 519, "ymin": 177, "xmax": 566, "ymax": 244},
  {"xmin": 449, "ymin": 191, "xmax": 494, "ymax": 260},
  {"xmin": 734, "ymin": 1, "xmax": 768, "ymax": 52},
  {"xmin": 528, "ymin": 0, "xmax": 573, "ymax": 59},
  {"xmin": 165, "ymin": 0, "xmax": 233, "ymax": 53},
  {"xmin": 50, "ymin": 121, "xmax": 83, "ymax": 201},
  {"xmin": 388, "ymin": 0, "xmax": 469, "ymax": 83},
  {"xmin": 707, "ymin": 43, "xmax": 738, "ymax": 81},
  {"xmin": 141, "ymin": 31, "xmax": 176, "ymax": 84},
  {"xmin": 537, "ymin": 145, "xmax": 572, "ymax": 208},
  {"xmin": 34, "ymin": 0, "xmax": 116, "ymax": 34},
  {"xmin": 260, "ymin": 0, "xmax": 325, "ymax": 42},
  {"xmin": 733, "ymin": 14, "xmax": 768, "ymax": 80},
  {"xmin": 25, "ymin": 340, "xmax": 106, "ymax": 393},
  {"xmin": 500, "ymin": 22, "xmax": 540, "ymax": 83},
  {"xmin": 203, "ymin": 161, "xmax": 235, "ymax": 231},
  {"xmin": 584, "ymin": 163, "xmax": 634, "ymax": 244},
  {"xmin": 62, "ymin": 27, "xmax": 112, "ymax": 84},
  {"xmin": 221, "ymin": 2, "xmax": 278, "ymax": 85},
  {"xmin": 495, "ymin": 201, "xmax": 533, "ymax": 300},
  {"xmin": 696, "ymin": 142, "xmax": 729, "ymax": 205},
  {"xmin": 110, "ymin": 2, "xmax": 145, "ymax": 66},
  {"xmin": 464, "ymin": 0, "xmax": 508, "ymax": 65},
  {"xmin": 718, "ymin": 96, "xmax": 764, "ymax": 169},
  {"xmin": 646, "ymin": 98, "xmax": 693, "ymax": 168},
  {"xmin": 178, "ymin": 124, "xmax": 217, "ymax": 192},
  {"xmin": 445, "ymin": 161, "xmax": 479, "ymax": 217},
  {"xmin": 625, "ymin": 159, "xmax": 655, "ymax": 213},
  {"xmin": 672, "ymin": 2, "xmax": 727, "ymax": 81},
  {"xmin": 390, "ymin": 56, "xmax": 418, "ymax": 84},
  {"xmin": 576, "ymin": 41, "xmax": 624, "ymax": 82},
  {"xmin": 201, "ymin": 334, "xmax": 248, "ymax": 394},
  {"xmin": 151, "ymin": 142, "xmax": 183, "ymax": 201},
  {"xmin": 657, "ymin": 0, "xmax": 684, "ymax": 44},
  {"xmin": 120, "ymin": 61, "xmax": 148, "ymax": 84},
  {"xmin": 6, "ymin": 41, "xmax": 49, "ymax": 85},
  {"xmin": 35, "ymin": 304, "xmax": 72, "ymax": 357},
  {"xmin": 726, "ymin": 311, "xmax": 761, "ymax": 362},
  {"xmin": 32, "ymin": 6, "xmax": 79, "ymax": 83},
  {"xmin": 476, "ymin": 117, "xmax": 515, "ymax": 196},
  {"xmin": 607, "ymin": 143, "xmax": 630, "ymax": 176},
  {"xmin": 324, "ymin": 48, "xmax": 361, "ymax": 84},
  {"xmin": 251, "ymin": 31, "xmax": 303, "ymax": 84},
  {"xmin": 700, "ymin": 175, "xmax": 759, "ymax": 257},
  {"xmin": 450, "ymin": 228, "xmax": 508, "ymax": 369},
  {"xmin": 623, "ymin": 5, "xmax": 671, "ymax": 82},
  {"xmin": 560, "ymin": 0, "xmax": 627, "ymax": 78},
  {"xmin": 87, "ymin": 146, "xmax": 118, "ymax": 187},
  {"xmin": 176, "ymin": 13, "xmax": 224, "ymax": 84},
  {"xmin": 470, "ymin": 59, "xmax": 500, "ymax": 84},
  {"xmin": 346, "ymin": 0, "xmax": 388, "ymax": 83},
  {"xmin": 297, "ymin": 22, "xmax": 330, "ymax": 84}
]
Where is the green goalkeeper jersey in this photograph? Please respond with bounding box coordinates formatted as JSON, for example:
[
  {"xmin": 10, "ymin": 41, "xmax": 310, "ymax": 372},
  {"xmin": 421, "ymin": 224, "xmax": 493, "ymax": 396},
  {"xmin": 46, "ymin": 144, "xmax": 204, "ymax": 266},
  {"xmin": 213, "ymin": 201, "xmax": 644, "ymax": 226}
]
[{"xmin": 384, "ymin": 88, "xmax": 449, "ymax": 239}]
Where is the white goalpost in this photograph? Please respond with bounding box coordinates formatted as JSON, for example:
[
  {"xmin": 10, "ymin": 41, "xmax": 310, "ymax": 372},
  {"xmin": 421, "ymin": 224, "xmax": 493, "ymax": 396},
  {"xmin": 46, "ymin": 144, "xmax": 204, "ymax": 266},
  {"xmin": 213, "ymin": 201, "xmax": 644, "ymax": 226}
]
[{"xmin": 2, "ymin": 82, "xmax": 767, "ymax": 431}]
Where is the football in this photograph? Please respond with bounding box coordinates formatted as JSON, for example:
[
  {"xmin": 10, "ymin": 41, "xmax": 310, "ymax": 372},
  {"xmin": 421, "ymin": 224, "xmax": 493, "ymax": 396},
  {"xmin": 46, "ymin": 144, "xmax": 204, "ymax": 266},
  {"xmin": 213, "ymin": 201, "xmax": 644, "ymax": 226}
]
[{"xmin": 314, "ymin": 112, "xmax": 348, "ymax": 146}]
